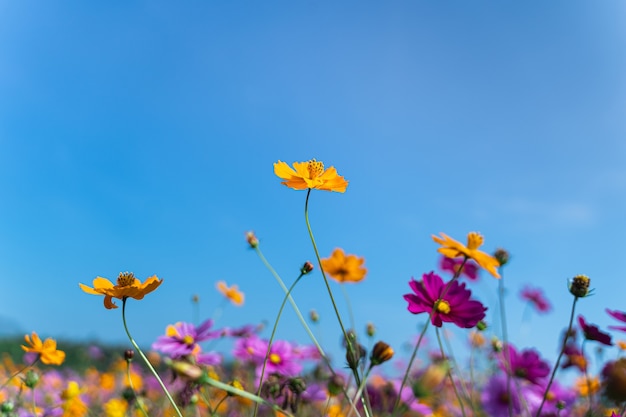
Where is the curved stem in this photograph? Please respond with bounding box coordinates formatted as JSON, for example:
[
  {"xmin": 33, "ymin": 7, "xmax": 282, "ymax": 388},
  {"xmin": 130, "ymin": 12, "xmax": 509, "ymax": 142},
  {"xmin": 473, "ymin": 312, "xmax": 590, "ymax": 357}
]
[
  {"xmin": 392, "ymin": 257, "xmax": 468, "ymax": 416},
  {"xmin": 535, "ymin": 296, "xmax": 578, "ymax": 417},
  {"xmin": 0, "ymin": 359, "xmax": 38, "ymax": 389},
  {"xmin": 253, "ymin": 245, "xmax": 361, "ymax": 417},
  {"xmin": 304, "ymin": 189, "xmax": 371, "ymax": 417},
  {"xmin": 253, "ymin": 273, "xmax": 304, "ymax": 417},
  {"xmin": 126, "ymin": 359, "xmax": 149, "ymax": 417},
  {"xmin": 122, "ymin": 299, "xmax": 184, "ymax": 417}
]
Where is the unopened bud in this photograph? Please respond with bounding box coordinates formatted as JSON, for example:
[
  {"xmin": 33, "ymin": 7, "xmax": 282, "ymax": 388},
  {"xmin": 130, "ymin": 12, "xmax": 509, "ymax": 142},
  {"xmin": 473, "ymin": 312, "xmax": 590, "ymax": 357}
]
[
  {"xmin": 309, "ymin": 309, "xmax": 319, "ymax": 323},
  {"xmin": 476, "ymin": 320, "xmax": 488, "ymax": 331},
  {"xmin": 569, "ymin": 274, "xmax": 591, "ymax": 298},
  {"xmin": 245, "ymin": 231, "xmax": 259, "ymax": 248},
  {"xmin": 327, "ymin": 374, "xmax": 345, "ymax": 396},
  {"xmin": 124, "ymin": 349, "xmax": 135, "ymax": 361},
  {"xmin": 301, "ymin": 261, "xmax": 314, "ymax": 275},
  {"xmin": 370, "ymin": 341, "xmax": 394, "ymax": 366},
  {"xmin": 23, "ymin": 369, "xmax": 39, "ymax": 388},
  {"xmin": 493, "ymin": 248, "xmax": 510, "ymax": 266},
  {"xmin": 366, "ymin": 322, "xmax": 376, "ymax": 337}
]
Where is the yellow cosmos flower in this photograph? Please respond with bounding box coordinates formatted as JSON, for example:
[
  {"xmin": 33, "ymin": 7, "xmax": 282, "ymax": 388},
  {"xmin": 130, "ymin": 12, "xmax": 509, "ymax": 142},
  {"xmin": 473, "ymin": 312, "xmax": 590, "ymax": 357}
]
[
  {"xmin": 216, "ymin": 281, "xmax": 245, "ymax": 306},
  {"xmin": 21, "ymin": 332, "xmax": 66, "ymax": 366},
  {"xmin": 432, "ymin": 232, "xmax": 501, "ymax": 278},
  {"xmin": 274, "ymin": 159, "xmax": 348, "ymax": 192},
  {"xmin": 321, "ymin": 248, "xmax": 367, "ymax": 283},
  {"xmin": 79, "ymin": 272, "xmax": 163, "ymax": 309}
]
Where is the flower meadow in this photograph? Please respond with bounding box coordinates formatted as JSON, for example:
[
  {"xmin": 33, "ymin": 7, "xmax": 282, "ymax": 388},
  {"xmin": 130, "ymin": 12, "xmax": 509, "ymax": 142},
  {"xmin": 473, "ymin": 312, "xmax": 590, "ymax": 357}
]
[{"xmin": 3, "ymin": 159, "xmax": 626, "ymax": 417}]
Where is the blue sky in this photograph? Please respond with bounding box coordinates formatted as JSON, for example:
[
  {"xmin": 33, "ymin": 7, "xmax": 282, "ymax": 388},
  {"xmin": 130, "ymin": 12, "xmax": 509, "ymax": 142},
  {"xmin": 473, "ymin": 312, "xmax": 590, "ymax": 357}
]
[{"xmin": 1, "ymin": 1, "xmax": 625, "ymax": 376}]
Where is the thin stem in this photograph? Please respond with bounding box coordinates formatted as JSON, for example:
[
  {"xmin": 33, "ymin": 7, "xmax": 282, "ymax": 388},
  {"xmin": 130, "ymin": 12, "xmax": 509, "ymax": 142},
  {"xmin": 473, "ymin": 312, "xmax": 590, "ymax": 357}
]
[
  {"xmin": 392, "ymin": 257, "xmax": 468, "ymax": 416},
  {"xmin": 0, "ymin": 359, "xmax": 38, "ymax": 389},
  {"xmin": 126, "ymin": 359, "xmax": 149, "ymax": 417},
  {"xmin": 346, "ymin": 365, "xmax": 374, "ymax": 417},
  {"xmin": 304, "ymin": 189, "xmax": 371, "ymax": 417},
  {"xmin": 435, "ymin": 328, "xmax": 466, "ymax": 417},
  {"xmin": 253, "ymin": 273, "xmax": 304, "ymax": 417},
  {"xmin": 203, "ymin": 377, "xmax": 296, "ymax": 417},
  {"xmin": 498, "ymin": 269, "xmax": 513, "ymax": 417},
  {"xmin": 253, "ymin": 245, "xmax": 362, "ymax": 417},
  {"xmin": 340, "ymin": 283, "xmax": 356, "ymax": 334},
  {"xmin": 122, "ymin": 299, "xmax": 184, "ymax": 417},
  {"xmin": 535, "ymin": 296, "xmax": 579, "ymax": 417}
]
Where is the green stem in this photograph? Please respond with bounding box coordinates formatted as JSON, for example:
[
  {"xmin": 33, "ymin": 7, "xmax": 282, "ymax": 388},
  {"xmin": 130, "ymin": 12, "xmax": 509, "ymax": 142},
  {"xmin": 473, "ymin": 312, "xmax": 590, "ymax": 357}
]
[
  {"xmin": 435, "ymin": 328, "xmax": 466, "ymax": 417},
  {"xmin": 126, "ymin": 359, "xmax": 149, "ymax": 417},
  {"xmin": 253, "ymin": 273, "xmax": 304, "ymax": 417},
  {"xmin": 122, "ymin": 299, "xmax": 184, "ymax": 417},
  {"xmin": 304, "ymin": 189, "xmax": 371, "ymax": 417},
  {"xmin": 253, "ymin": 245, "xmax": 362, "ymax": 417},
  {"xmin": 498, "ymin": 269, "xmax": 513, "ymax": 417},
  {"xmin": 392, "ymin": 257, "xmax": 468, "ymax": 416},
  {"xmin": 203, "ymin": 377, "xmax": 296, "ymax": 417},
  {"xmin": 535, "ymin": 296, "xmax": 579, "ymax": 417},
  {"xmin": 0, "ymin": 359, "xmax": 38, "ymax": 389}
]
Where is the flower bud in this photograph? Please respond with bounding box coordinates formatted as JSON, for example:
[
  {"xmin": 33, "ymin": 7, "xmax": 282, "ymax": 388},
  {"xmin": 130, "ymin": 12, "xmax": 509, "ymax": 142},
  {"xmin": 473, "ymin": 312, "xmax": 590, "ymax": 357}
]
[
  {"xmin": 345, "ymin": 343, "xmax": 366, "ymax": 370},
  {"xmin": 124, "ymin": 349, "xmax": 135, "ymax": 361},
  {"xmin": 569, "ymin": 274, "xmax": 591, "ymax": 298},
  {"xmin": 603, "ymin": 358, "xmax": 626, "ymax": 403},
  {"xmin": 493, "ymin": 248, "xmax": 510, "ymax": 266},
  {"xmin": 1, "ymin": 401, "xmax": 15, "ymax": 412},
  {"xmin": 366, "ymin": 322, "xmax": 376, "ymax": 337},
  {"xmin": 245, "ymin": 231, "xmax": 259, "ymax": 248},
  {"xmin": 301, "ymin": 261, "xmax": 314, "ymax": 275},
  {"xmin": 23, "ymin": 369, "xmax": 39, "ymax": 389},
  {"xmin": 370, "ymin": 341, "xmax": 394, "ymax": 366},
  {"xmin": 476, "ymin": 320, "xmax": 488, "ymax": 331},
  {"xmin": 309, "ymin": 309, "xmax": 319, "ymax": 323}
]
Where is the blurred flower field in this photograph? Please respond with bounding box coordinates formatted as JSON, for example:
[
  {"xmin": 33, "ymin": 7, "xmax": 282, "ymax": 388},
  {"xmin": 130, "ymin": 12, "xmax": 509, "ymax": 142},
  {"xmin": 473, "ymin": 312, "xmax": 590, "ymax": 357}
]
[{"xmin": 2, "ymin": 159, "xmax": 626, "ymax": 417}]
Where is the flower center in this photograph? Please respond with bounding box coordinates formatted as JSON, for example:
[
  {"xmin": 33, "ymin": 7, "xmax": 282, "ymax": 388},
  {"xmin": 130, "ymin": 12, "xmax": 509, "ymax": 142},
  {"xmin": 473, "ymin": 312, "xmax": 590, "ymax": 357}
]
[
  {"xmin": 269, "ymin": 353, "xmax": 281, "ymax": 364},
  {"xmin": 307, "ymin": 159, "xmax": 324, "ymax": 178},
  {"xmin": 117, "ymin": 272, "xmax": 136, "ymax": 287},
  {"xmin": 182, "ymin": 335, "xmax": 194, "ymax": 345},
  {"xmin": 435, "ymin": 299, "xmax": 451, "ymax": 314},
  {"xmin": 466, "ymin": 232, "xmax": 484, "ymax": 250}
]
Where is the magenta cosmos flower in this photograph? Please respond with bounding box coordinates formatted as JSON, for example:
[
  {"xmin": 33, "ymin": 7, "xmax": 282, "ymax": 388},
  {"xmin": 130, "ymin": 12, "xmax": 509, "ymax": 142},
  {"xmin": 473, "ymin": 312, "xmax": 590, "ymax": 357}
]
[
  {"xmin": 439, "ymin": 256, "xmax": 479, "ymax": 281},
  {"xmin": 499, "ymin": 343, "xmax": 550, "ymax": 385},
  {"xmin": 578, "ymin": 315, "xmax": 612, "ymax": 346},
  {"xmin": 607, "ymin": 308, "xmax": 626, "ymax": 332},
  {"xmin": 403, "ymin": 272, "xmax": 487, "ymax": 328},
  {"xmin": 152, "ymin": 319, "xmax": 222, "ymax": 364},
  {"xmin": 520, "ymin": 285, "xmax": 552, "ymax": 313}
]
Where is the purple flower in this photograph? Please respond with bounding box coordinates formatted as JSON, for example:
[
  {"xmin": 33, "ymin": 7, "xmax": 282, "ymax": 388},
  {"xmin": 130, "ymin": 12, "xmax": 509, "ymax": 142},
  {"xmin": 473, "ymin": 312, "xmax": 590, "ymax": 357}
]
[
  {"xmin": 561, "ymin": 344, "xmax": 587, "ymax": 372},
  {"xmin": 481, "ymin": 374, "xmax": 524, "ymax": 416},
  {"xmin": 152, "ymin": 319, "xmax": 222, "ymax": 364},
  {"xmin": 578, "ymin": 315, "xmax": 612, "ymax": 346},
  {"xmin": 439, "ymin": 256, "xmax": 479, "ymax": 281},
  {"xmin": 261, "ymin": 339, "xmax": 303, "ymax": 376},
  {"xmin": 607, "ymin": 308, "xmax": 626, "ymax": 332},
  {"xmin": 233, "ymin": 335, "xmax": 267, "ymax": 364},
  {"xmin": 520, "ymin": 286, "xmax": 552, "ymax": 313},
  {"xmin": 526, "ymin": 380, "xmax": 577, "ymax": 417},
  {"xmin": 499, "ymin": 344, "xmax": 550, "ymax": 385},
  {"xmin": 404, "ymin": 272, "xmax": 487, "ymax": 328}
]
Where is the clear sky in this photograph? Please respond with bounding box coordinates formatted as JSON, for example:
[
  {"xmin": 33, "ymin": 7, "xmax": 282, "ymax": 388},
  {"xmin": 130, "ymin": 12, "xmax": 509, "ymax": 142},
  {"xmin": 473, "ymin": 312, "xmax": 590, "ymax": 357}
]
[{"xmin": 1, "ymin": 1, "xmax": 625, "ymax": 375}]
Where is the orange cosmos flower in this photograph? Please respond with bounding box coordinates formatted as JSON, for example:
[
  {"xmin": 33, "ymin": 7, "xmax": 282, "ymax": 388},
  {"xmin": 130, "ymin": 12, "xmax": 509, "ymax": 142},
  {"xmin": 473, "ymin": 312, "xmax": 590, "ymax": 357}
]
[
  {"xmin": 79, "ymin": 272, "xmax": 163, "ymax": 309},
  {"xmin": 321, "ymin": 248, "xmax": 367, "ymax": 283},
  {"xmin": 274, "ymin": 159, "xmax": 348, "ymax": 192},
  {"xmin": 21, "ymin": 332, "xmax": 66, "ymax": 366},
  {"xmin": 216, "ymin": 281, "xmax": 245, "ymax": 306},
  {"xmin": 432, "ymin": 232, "xmax": 501, "ymax": 278}
]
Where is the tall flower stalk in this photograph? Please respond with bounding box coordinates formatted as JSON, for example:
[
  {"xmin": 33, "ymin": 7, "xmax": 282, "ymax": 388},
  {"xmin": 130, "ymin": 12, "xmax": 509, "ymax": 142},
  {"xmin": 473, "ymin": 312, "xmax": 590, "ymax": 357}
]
[{"xmin": 122, "ymin": 299, "xmax": 184, "ymax": 417}]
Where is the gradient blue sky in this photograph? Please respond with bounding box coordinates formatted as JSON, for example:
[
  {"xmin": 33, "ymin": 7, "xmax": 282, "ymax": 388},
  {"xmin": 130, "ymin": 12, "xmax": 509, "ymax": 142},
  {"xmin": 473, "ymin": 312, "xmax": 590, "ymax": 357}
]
[{"xmin": 1, "ymin": 1, "xmax": 625, "ymax": 373}]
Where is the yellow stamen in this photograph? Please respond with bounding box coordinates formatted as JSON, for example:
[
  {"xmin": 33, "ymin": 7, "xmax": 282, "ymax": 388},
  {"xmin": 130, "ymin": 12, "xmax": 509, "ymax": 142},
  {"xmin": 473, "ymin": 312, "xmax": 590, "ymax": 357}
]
[
  {"xmin": 436, "ymin": 299, "xmax": 451, "ymax": 314},
  {"xmin": 307, "ymin": 159, "xmax": 324, "ymax": 178},
  {"xmin": 183, "ymin": 335, "xmax": 194, "ymax": 345},
  {"xmin": 116, "ymin": 272, "xmax": 136, "ymax": 287},
  {"xmin": 269, "ymin": 353, "xmax": 281, "ymax": 364}
]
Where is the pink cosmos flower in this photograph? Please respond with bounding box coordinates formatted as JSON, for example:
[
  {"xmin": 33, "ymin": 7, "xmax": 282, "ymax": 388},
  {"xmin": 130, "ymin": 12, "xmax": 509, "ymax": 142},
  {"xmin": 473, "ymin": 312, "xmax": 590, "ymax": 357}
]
[
  {"xmin": 152, "ymin": 319, "xmax": 221, "ymax": 365},
  {"xmin": 578, "ymin": 315, "xmax": 613, "ymax": 346},
  {"xmin": 498, "ymin": 343, "xmax": 550, "ymax": 385},
  {"xmin": 607, "ymin": 308, "xmax": 626, "ymax": 332},
  {"xmin": 520, "ymin": 285, "xmax": 552, "ymax": 313},
  {"xmin": 439, "ymin": 256, "xmax": 479, "ymax": 281},
  {"xmin": 403, "ymin": 271, "xmax": 487, "ymax": 328}
]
